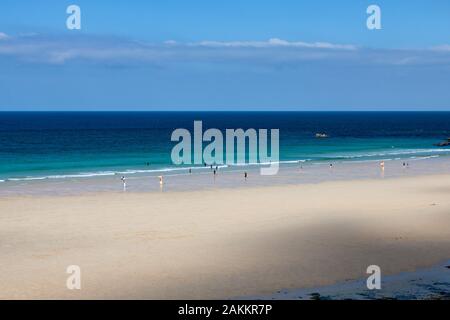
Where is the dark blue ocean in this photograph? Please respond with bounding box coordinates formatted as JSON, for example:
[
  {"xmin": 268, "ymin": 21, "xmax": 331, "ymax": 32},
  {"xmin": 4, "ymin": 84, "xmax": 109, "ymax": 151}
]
[{"xmin": 0, "ymin": 112, "xmax": 449, "ymax": 181}]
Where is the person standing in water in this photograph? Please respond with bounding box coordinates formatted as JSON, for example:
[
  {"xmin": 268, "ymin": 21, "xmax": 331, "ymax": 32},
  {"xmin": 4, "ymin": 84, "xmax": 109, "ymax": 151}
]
[
  {"xmin": 159, "ymin": 175, "xmax": 164, "ymax": 187},
  {"xmin": 121, "ymin": 176, "xmax": 126, "ymax": 191},
  {"xmin": 379, "ymin": 161, "xmax": 386, "ymax": 178},
  {"xmin": 244, "ymin": 172, "xmax": 248, "ymax": 181}
]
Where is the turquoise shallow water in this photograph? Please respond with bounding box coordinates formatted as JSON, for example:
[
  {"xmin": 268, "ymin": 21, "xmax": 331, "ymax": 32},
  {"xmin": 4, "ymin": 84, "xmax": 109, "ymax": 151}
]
[{"xmin": 0, "ymin": 111, "xmax": 449, "ymax": 182}]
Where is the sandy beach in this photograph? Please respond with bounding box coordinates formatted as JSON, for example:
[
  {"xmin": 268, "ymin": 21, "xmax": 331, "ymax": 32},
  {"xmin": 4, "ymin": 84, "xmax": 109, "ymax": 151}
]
[{"xmin": 1, "ymin": 172, "xmax": 450, "ymax": 299}]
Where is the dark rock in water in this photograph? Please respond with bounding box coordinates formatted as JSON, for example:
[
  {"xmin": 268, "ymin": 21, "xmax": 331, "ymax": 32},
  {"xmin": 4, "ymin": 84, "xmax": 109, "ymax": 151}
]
[
  {"xmin": 309, "ymin": 293, "xmax": 321, "ymax": 300},
  {"xmin": 380, "ymin": 296, "xmax": 397, "ymax": 300},
  {"xmin": 308, "ymin": 292, "xmax": 332, "ymax": 300},
  {"xmin": 445, "ymin": 265, "xmax": 450, "ymax": 269},
  {"xmin": 434, "ymin": 138, "xmax": 450, "ymax": 147},
  {"xmin": 425, "ymin": 292, "xmax": 450, "ymax": 300},
  {"xmin": 434, "ymin": 142, "xmax": 450, "ymax": 147}
]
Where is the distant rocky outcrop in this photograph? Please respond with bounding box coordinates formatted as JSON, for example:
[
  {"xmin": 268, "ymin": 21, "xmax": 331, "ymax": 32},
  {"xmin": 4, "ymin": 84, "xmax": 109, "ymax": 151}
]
[{"xmin": 434, "ymin": 138, "xmax": 450, "ymax": 147}]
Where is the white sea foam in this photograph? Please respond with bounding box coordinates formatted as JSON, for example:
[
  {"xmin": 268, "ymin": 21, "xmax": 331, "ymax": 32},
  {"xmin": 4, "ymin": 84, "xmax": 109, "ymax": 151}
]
[
  {"xmin": 6, "ymin": 171, "xmax": 117, "ymax": 181},
  {"xmin": 409, "ymin": 155, "xmax": 440, "ymax": 161},
  {"xmin": 228, "ymin": 159, "xmax": 312, "ymax": 167},
  {"xmin": 116, "ymin": 165, "xmax": 228, "ymax": 175},
  {"xmin": 332, "ymin": 148, "xmax": 450, "ymax": 160},
  {"xmin": 3, "ymin": 166, "xmax": 228, "ymax": 182}
]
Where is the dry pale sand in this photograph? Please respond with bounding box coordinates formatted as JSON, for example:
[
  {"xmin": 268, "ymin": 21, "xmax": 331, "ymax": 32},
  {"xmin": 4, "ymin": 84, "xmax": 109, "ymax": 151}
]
[{"xmin": 0, "ymin": 174, "xmax": 450, "ymax": 299}]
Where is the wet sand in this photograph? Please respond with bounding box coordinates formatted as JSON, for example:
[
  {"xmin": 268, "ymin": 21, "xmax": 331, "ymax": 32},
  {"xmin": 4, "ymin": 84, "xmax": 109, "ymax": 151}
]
[{"xmin": 245, "ymin": 260, "xmax": 450, "ymax": 300}]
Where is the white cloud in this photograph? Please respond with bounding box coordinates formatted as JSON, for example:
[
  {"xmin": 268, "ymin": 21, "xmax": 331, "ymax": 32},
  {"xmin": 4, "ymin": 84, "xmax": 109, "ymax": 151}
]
[
  {"xmin": 432, "ymin": 45, "xmax": 450, "ymax": 52},
  {"xmin": 189, "ymin": 38, "xmax": 357, "ymax": 50},
  {"xmin": 0, "ymin": 33, "xmax": 449, "ymax": 67},
  {"xmin": 164, "ymin": 40, "xmax": 178, "ymax": 45},
  {"xmin": 0, "ymin": 32, "xmax": 9, "ymax": 40},
  {"xmin": 0, "ymin": 35, "xmax": 359, "ymax": 64}
]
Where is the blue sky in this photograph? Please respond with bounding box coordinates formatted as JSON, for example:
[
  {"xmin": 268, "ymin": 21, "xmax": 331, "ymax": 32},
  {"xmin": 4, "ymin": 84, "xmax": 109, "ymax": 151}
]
[{"xmin": 1, "ymin": 0, "xmax": 450, "ymax": 110}]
